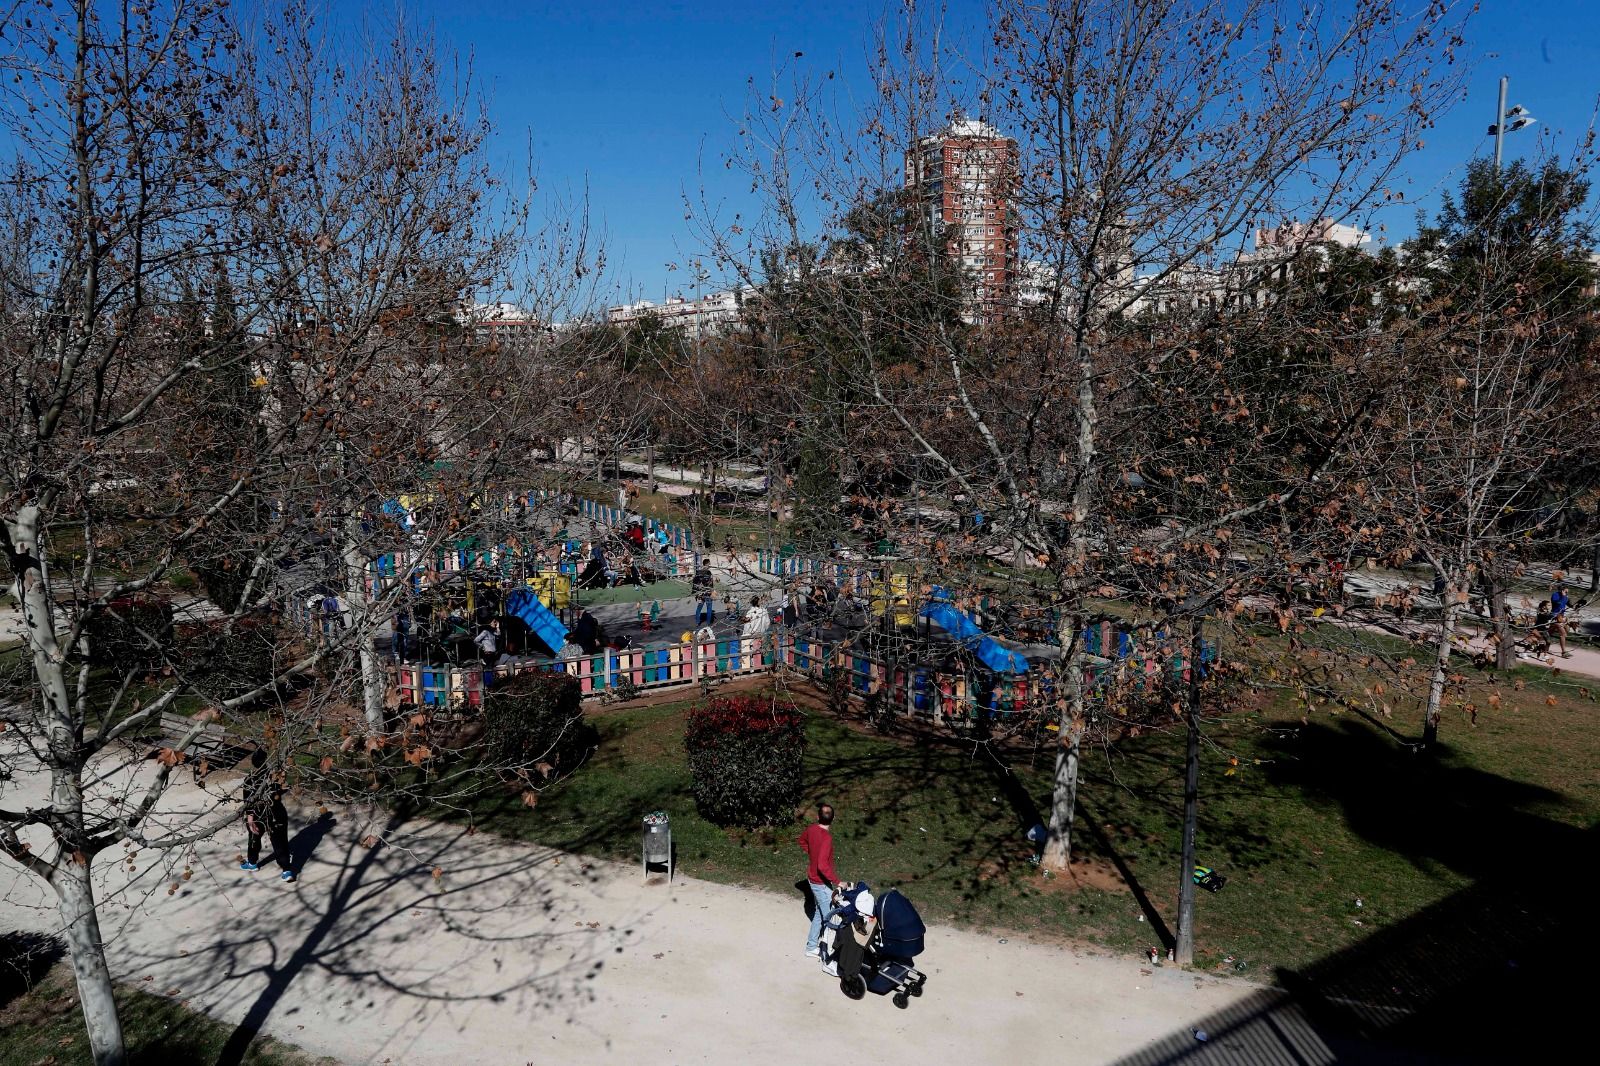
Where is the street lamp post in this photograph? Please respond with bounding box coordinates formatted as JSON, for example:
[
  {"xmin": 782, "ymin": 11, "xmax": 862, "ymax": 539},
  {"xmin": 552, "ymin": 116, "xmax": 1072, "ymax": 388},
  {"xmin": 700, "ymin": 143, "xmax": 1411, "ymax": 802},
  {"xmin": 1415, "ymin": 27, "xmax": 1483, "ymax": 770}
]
[
  {"xmin": 1488, "ymin": 76, "xmax": 1536, "ymax": 171},
  {"xmin": 1494, "ymin": 76, "xmax": 1507, "ymax": 170}
]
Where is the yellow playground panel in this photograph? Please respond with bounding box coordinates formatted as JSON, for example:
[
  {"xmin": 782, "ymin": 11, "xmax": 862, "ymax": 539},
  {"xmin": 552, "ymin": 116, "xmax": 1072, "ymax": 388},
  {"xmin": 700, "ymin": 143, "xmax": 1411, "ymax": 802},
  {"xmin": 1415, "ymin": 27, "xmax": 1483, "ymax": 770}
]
[
  {"xmin": 525, "ymin": 570, "xmax": 572, "ymax": 611},
  {"xmin": 870, "ymin": 570, "xmax": 917, "ymax": 627}
]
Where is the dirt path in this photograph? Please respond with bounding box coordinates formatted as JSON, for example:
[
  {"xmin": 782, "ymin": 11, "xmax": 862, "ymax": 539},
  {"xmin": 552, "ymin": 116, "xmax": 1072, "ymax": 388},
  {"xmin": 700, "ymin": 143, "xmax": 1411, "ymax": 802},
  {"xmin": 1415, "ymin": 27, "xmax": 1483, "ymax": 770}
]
[{"xmin": 0, "ymin": 754, "xmax": 1285, "ymax": 1066}]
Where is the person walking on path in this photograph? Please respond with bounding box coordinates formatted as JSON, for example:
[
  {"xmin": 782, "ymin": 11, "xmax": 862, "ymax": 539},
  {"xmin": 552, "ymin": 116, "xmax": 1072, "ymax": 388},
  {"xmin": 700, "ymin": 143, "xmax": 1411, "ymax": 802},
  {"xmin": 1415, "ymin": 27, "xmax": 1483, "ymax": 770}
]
[
  {"xmin": 1551, "ymin": 583, "xmax": 1573, "ymax": 658},
  {"xmin": 798, "ymin": 803, "xmax": 838, "ymax": 957},
  {"xmin": 693, "ymin": 562, "xmax": 716, "ymax": 627},
  {"xmin": 1531, "ymin": 600, "xmax": 1554, "ymax": 659},
  {"xmin": 240, "ymin": 749, "xmax": 296, "ymax": 883}
]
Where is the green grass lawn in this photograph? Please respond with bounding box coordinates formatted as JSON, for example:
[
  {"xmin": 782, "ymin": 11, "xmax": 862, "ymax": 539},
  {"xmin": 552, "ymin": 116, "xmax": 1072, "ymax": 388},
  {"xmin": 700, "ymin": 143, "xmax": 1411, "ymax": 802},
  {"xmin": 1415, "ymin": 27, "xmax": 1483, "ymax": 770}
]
[
  {"xmin": 0, "ymin": 957, "xmax": 335, "ymax": 1066},
  {"xmin": 430, "ymin": 655, "xmax": 1600, "ymax": 980},
  {"xmin": 574, "ymin": 580, "xmax": 690, "ymax": 607}
]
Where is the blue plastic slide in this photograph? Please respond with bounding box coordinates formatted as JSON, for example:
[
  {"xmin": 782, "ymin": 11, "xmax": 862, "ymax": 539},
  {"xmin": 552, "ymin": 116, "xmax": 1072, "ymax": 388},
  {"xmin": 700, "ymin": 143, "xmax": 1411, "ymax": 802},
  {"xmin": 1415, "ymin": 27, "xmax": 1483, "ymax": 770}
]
[
  {"xmin": 504, "ymin": 587, "xmax": 569, "ymax": 657},
  {"xmin": 921, "ymin": 587, "xmax": 1029, "ymax": 674}
]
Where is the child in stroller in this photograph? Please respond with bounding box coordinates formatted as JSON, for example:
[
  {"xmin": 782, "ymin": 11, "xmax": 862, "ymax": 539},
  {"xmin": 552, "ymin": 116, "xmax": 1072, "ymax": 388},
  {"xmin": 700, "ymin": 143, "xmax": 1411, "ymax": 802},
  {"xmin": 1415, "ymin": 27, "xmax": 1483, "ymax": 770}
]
[{"xmin": 818, "ymin": 879, "xmax": 929, "ymax": 1009}]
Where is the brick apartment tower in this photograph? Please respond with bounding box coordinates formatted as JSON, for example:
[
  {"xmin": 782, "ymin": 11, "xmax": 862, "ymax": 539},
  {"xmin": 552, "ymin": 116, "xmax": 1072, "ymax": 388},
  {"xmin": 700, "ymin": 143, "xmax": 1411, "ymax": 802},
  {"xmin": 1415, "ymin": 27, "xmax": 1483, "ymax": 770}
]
[{"xmin": 904, "ymin": 115, "xmax": 1019, "ymax": 318}]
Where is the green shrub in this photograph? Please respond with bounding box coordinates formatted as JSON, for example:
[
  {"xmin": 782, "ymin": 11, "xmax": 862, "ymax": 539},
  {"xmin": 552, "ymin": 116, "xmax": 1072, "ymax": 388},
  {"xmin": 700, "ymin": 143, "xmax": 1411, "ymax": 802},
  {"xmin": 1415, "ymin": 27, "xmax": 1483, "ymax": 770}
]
[
  {"xmin": 84, "ymin": 596, "xmax": 174, "ymax": 670},
  {"xmin": 684, "ymin": 694, "xmax": 806, "ymax": 828},
  {"xmin": 482, "ymin": 670, "xmax": 590, "ymax": 776},
  {"xmin": 182, "ymin": 616, "xmax": 278, "ymax": 700}
]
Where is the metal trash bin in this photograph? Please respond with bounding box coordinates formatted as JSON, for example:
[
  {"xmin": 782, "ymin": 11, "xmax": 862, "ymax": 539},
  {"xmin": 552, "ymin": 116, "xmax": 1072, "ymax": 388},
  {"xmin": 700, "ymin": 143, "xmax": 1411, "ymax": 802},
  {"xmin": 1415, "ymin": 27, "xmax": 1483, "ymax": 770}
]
[{"xmin": 642, "ymin": 811, "xmax": 673, "ymax": 884}]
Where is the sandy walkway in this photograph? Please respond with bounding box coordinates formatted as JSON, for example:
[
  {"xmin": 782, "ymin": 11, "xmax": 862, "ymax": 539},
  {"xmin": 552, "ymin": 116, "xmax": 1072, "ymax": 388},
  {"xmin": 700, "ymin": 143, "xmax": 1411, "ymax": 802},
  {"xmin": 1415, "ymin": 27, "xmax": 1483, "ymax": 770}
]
[{"xmin": 1, "ymin": 757, "xmax": 1276, "ymax": 1066}]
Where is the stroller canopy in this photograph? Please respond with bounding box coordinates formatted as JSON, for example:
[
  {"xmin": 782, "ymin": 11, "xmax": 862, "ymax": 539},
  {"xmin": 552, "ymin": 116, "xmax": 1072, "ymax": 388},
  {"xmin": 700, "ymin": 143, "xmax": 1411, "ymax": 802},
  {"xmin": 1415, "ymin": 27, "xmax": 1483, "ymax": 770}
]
[{"xmin": 875, "ymin": 890, "xmax": 926, "ymax": 959}]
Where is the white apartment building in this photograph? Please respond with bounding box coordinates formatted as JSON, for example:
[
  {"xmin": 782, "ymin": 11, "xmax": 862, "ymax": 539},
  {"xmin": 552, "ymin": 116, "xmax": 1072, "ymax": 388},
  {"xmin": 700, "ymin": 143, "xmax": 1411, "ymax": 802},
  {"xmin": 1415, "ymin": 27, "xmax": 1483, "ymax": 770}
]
[
  {"xmin": 606, "ymin": 287, "xmax": 754, "ymax": 336},
  {"xmin": 1128, "ymin": 219, "xmax": 1373, "ymax": 316}
]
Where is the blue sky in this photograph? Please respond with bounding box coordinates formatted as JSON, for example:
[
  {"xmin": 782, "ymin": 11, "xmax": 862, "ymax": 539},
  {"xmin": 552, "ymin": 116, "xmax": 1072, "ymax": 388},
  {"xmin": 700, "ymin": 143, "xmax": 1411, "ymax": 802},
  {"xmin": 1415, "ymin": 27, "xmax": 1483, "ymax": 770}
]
[{"xmin": 395, "ymin": 0, "xmax": 1600, "ymax": 305}]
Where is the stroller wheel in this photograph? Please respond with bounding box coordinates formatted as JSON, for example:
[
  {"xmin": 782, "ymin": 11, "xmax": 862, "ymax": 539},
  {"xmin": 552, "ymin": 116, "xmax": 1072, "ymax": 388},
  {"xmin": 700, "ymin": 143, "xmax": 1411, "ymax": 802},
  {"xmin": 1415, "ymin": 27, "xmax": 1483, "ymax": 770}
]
[
  {"xmin": 893, "ymin": 992, "xmax": 910, "ymax": 1009},
  {"xmin": 909, "ymin": 981, "xmax": 923, "ymax": 997},
  {"xmin": 840, "ymin": 975, "xmax": 867, "ymax": 1001}
]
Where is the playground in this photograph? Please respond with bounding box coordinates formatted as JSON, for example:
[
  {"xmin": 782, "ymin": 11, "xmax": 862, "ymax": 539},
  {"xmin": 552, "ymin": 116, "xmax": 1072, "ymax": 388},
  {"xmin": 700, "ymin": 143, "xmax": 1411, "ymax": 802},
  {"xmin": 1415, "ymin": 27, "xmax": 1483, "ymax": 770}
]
[{"xmin": 359, "ymin": 488, "xmax": 1215, "ymax": 729}]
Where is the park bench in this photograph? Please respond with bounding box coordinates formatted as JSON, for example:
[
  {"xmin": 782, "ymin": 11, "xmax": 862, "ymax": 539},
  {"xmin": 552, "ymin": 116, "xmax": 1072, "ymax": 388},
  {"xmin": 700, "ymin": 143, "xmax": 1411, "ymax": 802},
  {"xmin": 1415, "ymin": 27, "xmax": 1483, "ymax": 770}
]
[{"xmin": 155, "ymin": 710, "xmax": 249, "ymax": 765}]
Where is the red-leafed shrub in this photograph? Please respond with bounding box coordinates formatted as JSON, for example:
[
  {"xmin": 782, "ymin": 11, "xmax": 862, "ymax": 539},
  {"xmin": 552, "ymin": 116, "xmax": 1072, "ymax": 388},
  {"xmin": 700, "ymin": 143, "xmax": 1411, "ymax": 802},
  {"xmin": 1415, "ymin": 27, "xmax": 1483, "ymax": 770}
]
[{"xmin": 684, "ymin": 695, "xmax": 806, "ymax": 827}]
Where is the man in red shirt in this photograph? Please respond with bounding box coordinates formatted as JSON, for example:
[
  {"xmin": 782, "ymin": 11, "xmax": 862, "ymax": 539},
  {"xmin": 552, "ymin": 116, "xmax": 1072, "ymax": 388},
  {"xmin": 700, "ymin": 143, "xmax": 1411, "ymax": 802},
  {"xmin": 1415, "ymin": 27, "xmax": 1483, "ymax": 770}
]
[{"xmin": 798, "ymin": 802, "xmax": 838, "ymax": 957}]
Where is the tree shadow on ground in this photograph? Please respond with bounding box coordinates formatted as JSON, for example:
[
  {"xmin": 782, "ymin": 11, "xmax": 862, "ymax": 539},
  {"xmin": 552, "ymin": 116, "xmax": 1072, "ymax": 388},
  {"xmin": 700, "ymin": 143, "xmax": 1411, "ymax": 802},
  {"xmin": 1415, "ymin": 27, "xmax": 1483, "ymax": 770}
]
[
  {"xmin": 116, "ymin": 805, "xmax": 624, "ymax": 1066},
  {"xmin": 0, "ymin": 930, "xmax": 65, "ymax": 1011},
  {"xmin": 1260, "ymin": 718, "xmax": 1575, "ymax": 880},
  {"xmin": 1109, "ymin": 718, "xmax": 1595, "ymax": 1065}
]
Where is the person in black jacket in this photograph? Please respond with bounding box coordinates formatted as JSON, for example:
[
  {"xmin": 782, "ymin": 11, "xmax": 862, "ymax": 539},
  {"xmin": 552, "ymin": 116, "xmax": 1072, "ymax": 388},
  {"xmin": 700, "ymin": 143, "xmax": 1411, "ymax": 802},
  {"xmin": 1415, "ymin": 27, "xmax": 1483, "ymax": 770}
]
[
  {"xmin": 692, "ymin": 562, "xmax": 715, "ymax": 626},
  {"xmin": 573, "ymin": 608, "xmax": 604, "ymax": 654},
  {"xmin": 240, "ymin": 749, "xmax": 296, "ymax": 882}
]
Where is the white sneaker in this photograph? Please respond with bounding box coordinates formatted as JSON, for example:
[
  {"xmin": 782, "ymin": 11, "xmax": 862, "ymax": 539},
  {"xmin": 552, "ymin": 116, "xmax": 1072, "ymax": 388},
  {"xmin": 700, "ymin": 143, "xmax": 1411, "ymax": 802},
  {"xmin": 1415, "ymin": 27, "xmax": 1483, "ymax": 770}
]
[{"xmin": 804, "ymin": 947, "xmax": 821, "ymax": 958}]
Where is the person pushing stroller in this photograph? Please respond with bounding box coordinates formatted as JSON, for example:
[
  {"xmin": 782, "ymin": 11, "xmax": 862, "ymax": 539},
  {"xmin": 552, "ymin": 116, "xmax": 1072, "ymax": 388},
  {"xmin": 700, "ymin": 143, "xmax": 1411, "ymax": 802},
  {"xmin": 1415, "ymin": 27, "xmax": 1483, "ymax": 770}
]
[{"xmin": 818, "ymin": 878, "xmax": 876, "ymax": 977}]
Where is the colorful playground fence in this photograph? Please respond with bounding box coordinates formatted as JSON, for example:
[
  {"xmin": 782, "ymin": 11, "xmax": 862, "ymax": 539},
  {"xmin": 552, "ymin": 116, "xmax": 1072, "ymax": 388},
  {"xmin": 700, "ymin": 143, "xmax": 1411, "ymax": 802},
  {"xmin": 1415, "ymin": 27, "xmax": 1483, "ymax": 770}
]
[
  {"xmin": 389, "ymin": 631, "xmax": 786, "ymax": 708},
  {"xmin": 385, "ymin": 628, "xmax": 1217, "ymax": 728}
]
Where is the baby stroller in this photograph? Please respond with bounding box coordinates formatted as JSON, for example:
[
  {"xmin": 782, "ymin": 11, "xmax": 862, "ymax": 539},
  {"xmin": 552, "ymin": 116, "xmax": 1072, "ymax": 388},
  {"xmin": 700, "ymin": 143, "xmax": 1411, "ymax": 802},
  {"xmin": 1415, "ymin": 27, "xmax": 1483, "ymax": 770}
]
[{"xmin": 821, "ymin": 883, "xmax": 928, "ymax": 1009}]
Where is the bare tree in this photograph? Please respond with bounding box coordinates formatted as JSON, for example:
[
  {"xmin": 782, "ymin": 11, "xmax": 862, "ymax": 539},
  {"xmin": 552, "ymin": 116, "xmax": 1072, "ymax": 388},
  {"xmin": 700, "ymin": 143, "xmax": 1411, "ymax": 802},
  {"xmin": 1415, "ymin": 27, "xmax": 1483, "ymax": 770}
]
[
  {"xmin": 702, "ymin": 0, "xmax": 1464, "ymax": 876},
  {"xmin": 1348, "ymin": 154, "xmax": 1599, "ymax": 747},
  {"xmin": 0, "ymin": 4, "xmax": 599, "ymax": 1061}
]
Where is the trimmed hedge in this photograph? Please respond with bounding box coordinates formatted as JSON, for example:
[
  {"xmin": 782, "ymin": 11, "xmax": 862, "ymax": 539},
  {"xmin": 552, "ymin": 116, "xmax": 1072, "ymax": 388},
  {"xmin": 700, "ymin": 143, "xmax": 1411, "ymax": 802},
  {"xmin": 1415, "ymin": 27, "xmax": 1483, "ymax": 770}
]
[
  {"xmin": 482, "ymin": 671, "xmax": 590, "ymax": 777},
  {"xmin": 684, "ymin": 695, "xmax": 806, "ymax": 828}
]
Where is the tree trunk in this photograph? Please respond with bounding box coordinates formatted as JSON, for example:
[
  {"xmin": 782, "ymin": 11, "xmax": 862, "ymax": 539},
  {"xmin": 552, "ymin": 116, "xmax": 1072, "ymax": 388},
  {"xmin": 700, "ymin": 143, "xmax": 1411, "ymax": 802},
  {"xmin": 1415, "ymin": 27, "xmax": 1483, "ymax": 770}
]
[
  {"xmin": 1044, "ymin": 337, "xmax": 1099, "ymax": 871},
  {"xmin": 1488, "ymin": 579, "xmax": 1514, "ymax": 671},
  {"xmin": 1042, "ymin": 612, "xmax": 1086, "ymax": 870},
  {"xmin": 707, "ymin": 463, "xmax": 719, "ymax": 549},
  {"xmin": 1423, "ymin": 585, "xmax": 1459, "ymax": 749},
  {"xmin": 647, "ymin": 444, "xmax": 657, "ymax": 495},
  {"xmin": 54, "ymin": 857, "xmax": 127, "ymax": 1066},
  {"xmin": 9, "ymin": 508, "xmax": 129, "ymax": 1063},
  {"xmin": 1174, "ymin": 623, "xmax": 1204, "ymax": 966},
  {"xmin": 343, "ymin": 516, "xmax": 387, "ymax": 735}
]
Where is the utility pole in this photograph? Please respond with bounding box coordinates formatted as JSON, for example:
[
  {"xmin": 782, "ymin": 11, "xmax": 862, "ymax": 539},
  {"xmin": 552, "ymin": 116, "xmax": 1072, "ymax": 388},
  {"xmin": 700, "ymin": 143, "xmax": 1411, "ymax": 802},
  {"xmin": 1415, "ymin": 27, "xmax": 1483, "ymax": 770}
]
[
  {"xmin": 1493, "ymin": 76, "xmax": 1508, "ymax": 171},
  {"xmin": 1174, "ymin": 620, "xmax": 1204, "ymax": 966}
]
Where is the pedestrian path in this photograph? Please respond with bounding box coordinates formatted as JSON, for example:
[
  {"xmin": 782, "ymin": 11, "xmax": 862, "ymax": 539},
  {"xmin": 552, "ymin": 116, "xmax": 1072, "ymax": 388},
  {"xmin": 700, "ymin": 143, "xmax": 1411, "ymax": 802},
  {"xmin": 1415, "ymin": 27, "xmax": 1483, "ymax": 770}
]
[{"xmin": 0, "ymin": 766, "xmax": 1267, "ymax": 1066}]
